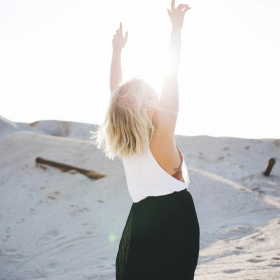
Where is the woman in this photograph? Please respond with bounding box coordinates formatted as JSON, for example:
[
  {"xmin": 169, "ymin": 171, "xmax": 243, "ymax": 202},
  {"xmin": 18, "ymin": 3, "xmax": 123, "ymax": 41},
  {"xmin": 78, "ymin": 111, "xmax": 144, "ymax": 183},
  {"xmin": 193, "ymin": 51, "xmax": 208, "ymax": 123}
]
[{"xmin": 90, "ymin": 1, "xmax": 200, "ymax": 279}]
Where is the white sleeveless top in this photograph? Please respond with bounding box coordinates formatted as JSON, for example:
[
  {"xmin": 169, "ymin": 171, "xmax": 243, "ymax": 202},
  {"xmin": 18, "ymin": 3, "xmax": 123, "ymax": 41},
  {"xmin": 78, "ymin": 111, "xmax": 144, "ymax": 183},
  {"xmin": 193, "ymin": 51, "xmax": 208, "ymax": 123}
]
[{"xmin": 122, "ymin": 143, "xmax": 190, "ymax": 203}]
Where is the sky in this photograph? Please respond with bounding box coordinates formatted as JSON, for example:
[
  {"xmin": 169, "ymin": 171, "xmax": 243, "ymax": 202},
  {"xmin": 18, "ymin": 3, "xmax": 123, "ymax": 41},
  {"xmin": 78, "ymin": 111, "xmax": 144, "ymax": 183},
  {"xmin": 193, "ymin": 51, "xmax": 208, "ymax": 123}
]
[{"xmin": 0, "ymin": 0, "xmax": 279, "ymax": 140}]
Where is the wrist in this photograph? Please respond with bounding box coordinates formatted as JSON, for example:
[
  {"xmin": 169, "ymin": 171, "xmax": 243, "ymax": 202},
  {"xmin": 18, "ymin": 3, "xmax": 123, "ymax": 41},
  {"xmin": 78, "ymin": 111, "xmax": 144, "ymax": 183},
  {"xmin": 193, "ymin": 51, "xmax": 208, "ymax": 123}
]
[
  {"xmin": 171, "ymin": 26, "xmax": 182, "ymax": 33},
  {"xmin": 113, "ymin": 47, "xmax": 123, "ymax": 53}
]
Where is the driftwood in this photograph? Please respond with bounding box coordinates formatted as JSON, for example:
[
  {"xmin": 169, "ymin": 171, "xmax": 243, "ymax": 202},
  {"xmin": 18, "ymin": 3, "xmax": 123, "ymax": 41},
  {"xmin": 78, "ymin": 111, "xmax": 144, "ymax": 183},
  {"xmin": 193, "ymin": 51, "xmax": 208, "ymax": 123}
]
[
  {"xmin": 263, "ymin": 158, "xmax": 276, "ymax": 176},
  {"xmin": 35, "ymin": 157, "xmax": 106, "ymax": 180}
]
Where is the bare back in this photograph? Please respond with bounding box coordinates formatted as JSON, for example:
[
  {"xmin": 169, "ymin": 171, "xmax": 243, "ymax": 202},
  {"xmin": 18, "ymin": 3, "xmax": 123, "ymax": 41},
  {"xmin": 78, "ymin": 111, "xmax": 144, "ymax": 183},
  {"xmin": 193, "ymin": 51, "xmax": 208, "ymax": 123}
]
[{"xmin": 149, "ymin": 136, "xmax": 182, "ymax": 177}]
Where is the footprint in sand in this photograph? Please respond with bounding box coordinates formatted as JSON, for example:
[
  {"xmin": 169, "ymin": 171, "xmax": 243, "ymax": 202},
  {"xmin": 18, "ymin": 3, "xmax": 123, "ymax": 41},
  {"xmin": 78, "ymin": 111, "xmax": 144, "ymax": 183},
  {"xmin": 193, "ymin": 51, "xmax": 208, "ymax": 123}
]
[
  {"xmin": 247, "ymin": 258, "xmax": 266, "ymax": 263},
  {"xmin": 69, "ymin": 207, "xmax": 91, "ymax": 217},
  {"xmin": 4, "ymin": 248, "xmax": 17, "ymax": 253},
  {"xmin": 32, "ymin": 268, "xmax": 47, "ymax": 278},
  {"xmin": 256, "ymin": 237, "xmax": 265, "ymax": 242},
  {"xmin": 45, "ymin": 262, "xmax": 58, "ymax": 271},
  {"xmin": 3, "ymin": 248, "xmax": 27, "ymax": 261},
  {"xmin": 217, "ymin": 156, "xmax": 224, "ymax": 161},
  {"xmin": 16, "ymin": 218, "xmax": 25, "ymax": 224},
  {"xmin": 269, "ymin": 264, "xmax": 280, "ymax": 267},
  {"xmin": 38, "ymin": 229, "xmax": 63, "ymax": 244},
  {"xmin": 224, "ymin": 269, "xmax": 242, "ymax": 274},
  {"xmin": 47, "ymin": 191, "xmax": 61, "ymax": 200}
]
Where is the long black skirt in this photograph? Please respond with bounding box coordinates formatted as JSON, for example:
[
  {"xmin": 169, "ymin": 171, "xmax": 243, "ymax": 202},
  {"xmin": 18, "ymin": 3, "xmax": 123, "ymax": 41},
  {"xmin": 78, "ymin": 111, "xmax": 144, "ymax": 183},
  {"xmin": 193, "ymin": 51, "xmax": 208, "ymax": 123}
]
[{"xmin": 116, "ymin": 188, "xmax": 200, "ymax": 280}]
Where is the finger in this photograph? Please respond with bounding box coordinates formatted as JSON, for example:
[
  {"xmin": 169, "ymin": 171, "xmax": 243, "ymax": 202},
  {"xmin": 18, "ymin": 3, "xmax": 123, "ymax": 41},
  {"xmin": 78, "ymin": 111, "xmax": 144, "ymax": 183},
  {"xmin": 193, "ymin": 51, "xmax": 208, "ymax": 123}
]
[
  {"xmin": 183, "ymin": 7, "xmax": 191, "ymax": 14},
  {"xmin": 182, "ymin": 6, "xmax": 191, "ymax": 11},
  {"xmin": 167, "ymin": 9, "xmax": 171, "ymax": 17},
  {"xmin": 125, "ymin": 31, "xmax": 128, "ymax": 41},
  {"xmin": 120, "ymin": 22, "xmax": 123, "ymax": 36},
  {"xmin": 171, "ymin": 0, "xmax": 175, "ymax": 11},
  {"xmin": 177, "ymin": 4, "xmax": 190, "ymax": 11}
]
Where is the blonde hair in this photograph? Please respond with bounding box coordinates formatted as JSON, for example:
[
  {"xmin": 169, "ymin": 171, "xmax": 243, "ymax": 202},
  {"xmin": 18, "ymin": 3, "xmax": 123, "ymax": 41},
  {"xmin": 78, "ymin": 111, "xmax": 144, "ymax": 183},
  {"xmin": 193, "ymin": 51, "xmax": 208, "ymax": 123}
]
[{"xmin": 90, "ymin": 77, "xmax": 169, "ymax": 160}]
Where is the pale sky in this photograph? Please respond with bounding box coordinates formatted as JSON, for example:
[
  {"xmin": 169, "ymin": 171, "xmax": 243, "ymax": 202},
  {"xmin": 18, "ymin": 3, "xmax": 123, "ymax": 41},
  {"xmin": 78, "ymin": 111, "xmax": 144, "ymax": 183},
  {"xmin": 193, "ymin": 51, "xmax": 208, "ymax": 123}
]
[{"xmin": 0, "ymin": 0, "xmax": 279, "ymax": 139}]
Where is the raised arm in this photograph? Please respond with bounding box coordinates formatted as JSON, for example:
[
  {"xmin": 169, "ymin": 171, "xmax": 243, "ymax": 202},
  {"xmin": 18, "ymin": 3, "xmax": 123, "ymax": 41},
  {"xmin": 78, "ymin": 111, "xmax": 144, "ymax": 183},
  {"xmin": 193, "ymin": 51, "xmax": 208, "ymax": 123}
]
[
  {"xmin": 110, "ymin": 22, "xmax": 128, "ymax": 92},
  {"xmin": 153, "ymin": 1, "xmax": 191, "ymax": 136}
]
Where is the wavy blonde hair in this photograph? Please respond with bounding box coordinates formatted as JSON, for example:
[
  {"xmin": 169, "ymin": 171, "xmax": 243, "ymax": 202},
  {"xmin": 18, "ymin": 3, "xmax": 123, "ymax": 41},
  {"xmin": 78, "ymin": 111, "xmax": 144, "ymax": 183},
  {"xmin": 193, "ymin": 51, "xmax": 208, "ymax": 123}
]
[{"xmin": 90, "ymin": 77, "xmax": 169, "ymax": 160}]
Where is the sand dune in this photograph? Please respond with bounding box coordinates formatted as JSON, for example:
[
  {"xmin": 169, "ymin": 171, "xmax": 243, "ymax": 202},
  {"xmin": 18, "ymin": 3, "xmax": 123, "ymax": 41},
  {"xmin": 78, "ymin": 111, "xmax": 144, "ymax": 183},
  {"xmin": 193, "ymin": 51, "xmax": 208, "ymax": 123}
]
[
  {"xmin": 0, "ymin": 117, "xmax": 279, "ymax": 279},
  {"xmin": 0, "ymin": 115, "xmax": 98, "ymax": 140}
]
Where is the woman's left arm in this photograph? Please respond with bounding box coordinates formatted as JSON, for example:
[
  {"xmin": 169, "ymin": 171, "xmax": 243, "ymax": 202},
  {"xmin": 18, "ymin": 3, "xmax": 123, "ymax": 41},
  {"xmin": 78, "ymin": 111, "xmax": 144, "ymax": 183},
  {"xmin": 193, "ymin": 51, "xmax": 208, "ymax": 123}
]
[{"xmin": 110, "ymin": 22, "xmax": 128, "ymax": 92}]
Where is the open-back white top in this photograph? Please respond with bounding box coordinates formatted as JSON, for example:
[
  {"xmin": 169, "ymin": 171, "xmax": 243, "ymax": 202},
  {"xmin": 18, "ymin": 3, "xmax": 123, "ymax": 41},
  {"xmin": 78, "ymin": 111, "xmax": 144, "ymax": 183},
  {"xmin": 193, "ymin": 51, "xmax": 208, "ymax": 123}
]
[{"xmin": 122, "ymin": 143, "xmax": 190, "ymax": 203}]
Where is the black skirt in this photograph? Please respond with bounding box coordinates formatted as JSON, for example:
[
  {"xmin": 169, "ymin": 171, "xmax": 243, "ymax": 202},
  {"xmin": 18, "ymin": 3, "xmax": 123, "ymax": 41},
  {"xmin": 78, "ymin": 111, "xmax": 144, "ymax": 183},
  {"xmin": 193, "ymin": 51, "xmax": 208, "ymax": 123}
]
[{"xmin": 116, "ymin": 188, "xmax": 200, "ymax": 280}]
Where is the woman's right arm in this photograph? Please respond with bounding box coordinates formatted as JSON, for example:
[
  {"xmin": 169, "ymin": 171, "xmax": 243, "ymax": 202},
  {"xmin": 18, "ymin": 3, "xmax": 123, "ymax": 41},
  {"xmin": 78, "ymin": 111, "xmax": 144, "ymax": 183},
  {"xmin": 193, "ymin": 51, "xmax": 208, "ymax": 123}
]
[{"xmin": 153, "ymin": 1, "xmax": 191, "ymax": 136}]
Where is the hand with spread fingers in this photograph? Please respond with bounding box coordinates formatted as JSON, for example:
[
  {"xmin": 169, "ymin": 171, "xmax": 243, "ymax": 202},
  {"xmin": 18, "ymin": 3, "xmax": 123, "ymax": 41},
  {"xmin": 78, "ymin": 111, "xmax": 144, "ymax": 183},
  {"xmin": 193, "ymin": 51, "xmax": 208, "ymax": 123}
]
[
  {"xmin": 112, "ymin": 22, "xmax": 128, "ymax": 50},
  {"xmin": 167, "ymin": 0, "xmax": 191, "ymax": 30}
]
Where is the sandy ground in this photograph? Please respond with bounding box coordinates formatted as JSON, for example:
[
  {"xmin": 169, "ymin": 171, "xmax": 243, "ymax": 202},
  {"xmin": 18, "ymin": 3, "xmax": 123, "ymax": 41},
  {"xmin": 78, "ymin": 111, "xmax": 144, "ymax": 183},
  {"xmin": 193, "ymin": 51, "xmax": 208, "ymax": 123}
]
[{"xmin": 0, "ymin": 116, "xmax": 280, "ymax": 279}]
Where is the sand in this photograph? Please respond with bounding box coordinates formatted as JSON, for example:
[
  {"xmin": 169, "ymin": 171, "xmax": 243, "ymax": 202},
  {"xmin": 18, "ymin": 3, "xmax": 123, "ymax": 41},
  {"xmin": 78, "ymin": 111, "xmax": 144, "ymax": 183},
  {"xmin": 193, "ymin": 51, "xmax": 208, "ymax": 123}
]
[{"xmin": 0, "ymin": 115, "xmax": 279, "ymax": 279}]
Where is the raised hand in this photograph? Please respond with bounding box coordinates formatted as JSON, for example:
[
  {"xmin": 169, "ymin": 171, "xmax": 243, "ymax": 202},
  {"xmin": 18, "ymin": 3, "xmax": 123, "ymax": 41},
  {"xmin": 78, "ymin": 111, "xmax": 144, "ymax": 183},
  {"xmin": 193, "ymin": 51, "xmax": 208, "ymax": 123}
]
[
  {"xmin": 167, "ymin": 0, "xmax": 191, "ymax": 30},
  {"xmin": 112, "ymin": 22, "xmax": 128, "ymax": 50}
]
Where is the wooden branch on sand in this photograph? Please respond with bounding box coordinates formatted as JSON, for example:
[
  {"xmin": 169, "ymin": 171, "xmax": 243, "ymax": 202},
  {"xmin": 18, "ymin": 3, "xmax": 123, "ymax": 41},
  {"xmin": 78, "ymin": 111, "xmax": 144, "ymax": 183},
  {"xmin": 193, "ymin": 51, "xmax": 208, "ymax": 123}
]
[{"xmin": 35, "ymin": 157, "xmax": 106, "ymax": 180}]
